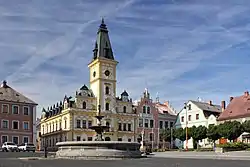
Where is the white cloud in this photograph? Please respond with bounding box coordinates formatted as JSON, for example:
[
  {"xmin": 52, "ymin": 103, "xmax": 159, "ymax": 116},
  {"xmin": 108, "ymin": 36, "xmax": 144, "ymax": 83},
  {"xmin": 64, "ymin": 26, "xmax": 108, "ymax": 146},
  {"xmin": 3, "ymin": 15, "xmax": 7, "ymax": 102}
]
[{"xmin": 1, "ymin": 0, "xmax": 250, "ymax": 116}]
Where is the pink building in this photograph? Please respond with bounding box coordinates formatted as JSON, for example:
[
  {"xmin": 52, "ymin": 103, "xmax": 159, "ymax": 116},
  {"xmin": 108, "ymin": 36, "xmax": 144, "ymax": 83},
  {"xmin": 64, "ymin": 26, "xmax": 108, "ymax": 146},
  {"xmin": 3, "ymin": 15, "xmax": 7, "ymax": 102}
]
[{"xmin": 135, "ymin": 89, "xmax": 177, "ymax": 149}]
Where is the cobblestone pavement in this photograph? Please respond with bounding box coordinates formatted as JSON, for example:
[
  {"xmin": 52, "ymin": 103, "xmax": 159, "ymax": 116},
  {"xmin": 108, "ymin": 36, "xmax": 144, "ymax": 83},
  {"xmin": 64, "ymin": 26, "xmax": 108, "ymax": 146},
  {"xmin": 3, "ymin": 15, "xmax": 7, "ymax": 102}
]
[{"xmin": 0, "ymin": 157, "xmax": 249, "ymax": 167}]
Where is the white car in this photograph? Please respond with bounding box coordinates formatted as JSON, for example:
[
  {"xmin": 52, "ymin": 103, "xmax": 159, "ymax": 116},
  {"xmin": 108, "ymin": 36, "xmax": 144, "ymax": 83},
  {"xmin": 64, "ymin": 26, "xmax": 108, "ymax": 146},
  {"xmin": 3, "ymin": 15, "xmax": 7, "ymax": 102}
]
[
  {"xmin": 18, "ymin": 143, "xmax": 36, "ymax": 152},
  {"xmin": 1, "ymin": 142, "xmax": 19, "ymax": 152}
]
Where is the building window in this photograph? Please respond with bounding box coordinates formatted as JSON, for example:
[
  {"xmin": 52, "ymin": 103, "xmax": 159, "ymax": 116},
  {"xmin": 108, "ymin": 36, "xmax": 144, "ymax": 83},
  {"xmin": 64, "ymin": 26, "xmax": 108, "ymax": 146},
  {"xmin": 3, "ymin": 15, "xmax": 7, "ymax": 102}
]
[
  {"xmin": 123, "ymin": 106, "xmax": 126, "ymax": 113},
  {"xmin": 150, "ymin": 133, "xmax": 153, "ymax": 141},
  {"xmin": 82, "ymin": 120, "xmax": 87, "ymax": 129},
  {"xmin": 2, "ymin": 120, "xmax": 8, "ymax": 129},
  {"xmin": 88, "ymin": 120, "xmax": 92, "ymax": 128},
  {"xmin": 12, "ymin": 121, "xmax": 19, "ymax": 130},
  {"xmin": 159, "ymin": 121, "xmax": 163, "ymax": 129},
  {"xmin": 87, "ymin": 137, "xmax": 92, "ymax": 141},
  {"xmin": 2, "ymin": 104, "xmax": 9, "ymax": 113},
  {"xmin": 23, "ymin": 106, "xmax": 29, "ymax": 115},
  {"xmin": 143, "ymin": 106, "xmax": 146, "ymax": 113},
  {"xmin": 128, "ymin": 138, "xmax": 131, "ymax": 142},
  {"xmin": 12, "ymin": 105, "xmax": 19, "ymax": 114},
  {"xmin": 12, "ymin": 136, "xmax": 19, "ymax": 144},
  {"xmin": 188, "ymin": 104, "xmax": 191, "ymax": 110},
  {"xmin": 23, "ymin": 137, "xmax": 29, "ymax": 143},
  {"xmin": 165, "ymin": 121, "xmax": 169, "ymax": 129},
  {"xmin": 118, "ymin": 138, "xmax": 122, "ymax": 141},
  {"xmin": 147, "ymin": 107, "xmax": 150, "ymax": 114},
  {"xmin": 76, "ymin": 120, "xmax": 81, "ymax": 128},
  {"xmin": 56, "ymin": 123, "xmax": 58, "ymax": 131},
  {"xmin": 123, "ymin": 123, "xmax": 127, "ymax": 131},
  {"xmin": 181, "ymin": 116, "xmax": 184, "ymax": 122},
  {"xmin": 59, "ymin": 122, "xmax": 62, "ymax": 129},
  {"xmin": 139, "ymin": 119, "xmax": 143, "ymax": 127},
  {"xmin": 105, "ymin": 103, "xmax": 109, "ymax": 110},
  {"xmin": 170, "ymin": 122, "xmax": 173, "ymax": 128},
  {"xmin": 82, "ymin": 101, "xmax": 86, "ymax": 109},
  {"xmin": 118, "ymin": 123, "xmax": 122, "ymax": 131},
  {"xmin": 196, "ymin": 114, "xmax": 199, "ymax": 120},
  {"xmin": 150, "ymin": 120, "xmax": 154, "ymax": 128},
  {"xmin": 105, "ymin": 86, "xmax": 110, "ymax": 95},
  {"xmin": 23, "ymin": 122, "xmax": 29, "ymax": 130},
  {"xmin": 128, "ymin": 124, "xmax": 132, "ymax": 131},
  {"xmin": 64, "ymin": 119, "xmax": 67, "ymax": 129},
  {"xmin": 76, "ymin": 136, "xmax": 81, "ymax": 141},
  {"xmin": 144, "ymin": 119, "xmax": 149, "ymax": 128},
  {"xmin": 188, "ymin": 115, "xmax": 191, "ymax": 121},
  {"xmin": 2, "ymin": 135, "xmax": 7, "ymax": 143}
]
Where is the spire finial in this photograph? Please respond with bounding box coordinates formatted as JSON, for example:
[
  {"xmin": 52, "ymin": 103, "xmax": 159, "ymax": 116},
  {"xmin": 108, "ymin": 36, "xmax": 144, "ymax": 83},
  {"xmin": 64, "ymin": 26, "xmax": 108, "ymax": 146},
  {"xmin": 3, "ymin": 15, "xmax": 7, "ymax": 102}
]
[{"xmin": 101, "ymin": 17, "xmax": 105, "ymax": 24}]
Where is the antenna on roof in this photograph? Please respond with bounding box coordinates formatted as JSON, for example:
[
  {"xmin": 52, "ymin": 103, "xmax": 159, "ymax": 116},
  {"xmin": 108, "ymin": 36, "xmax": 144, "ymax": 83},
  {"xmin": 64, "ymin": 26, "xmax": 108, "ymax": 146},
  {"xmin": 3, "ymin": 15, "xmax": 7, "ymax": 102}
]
[{"xmin": 197, "ymin": 97, "xmax": 202, "ymax": 102}]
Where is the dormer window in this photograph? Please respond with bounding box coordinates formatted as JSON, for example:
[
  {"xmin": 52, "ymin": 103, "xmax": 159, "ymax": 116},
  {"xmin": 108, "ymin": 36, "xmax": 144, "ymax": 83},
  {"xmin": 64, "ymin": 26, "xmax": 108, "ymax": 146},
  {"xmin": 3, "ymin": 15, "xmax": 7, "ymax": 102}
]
[
  {"xmin": 123, "ymin": 106, "xmax": 126, "ymax": 113},
  {"xmin": 83, "ymin": 101, "xmax": 86, "ymax": 109},
  {"xmin": 105, "ymin": 86, "xmax": 110, "ymax": 95}
]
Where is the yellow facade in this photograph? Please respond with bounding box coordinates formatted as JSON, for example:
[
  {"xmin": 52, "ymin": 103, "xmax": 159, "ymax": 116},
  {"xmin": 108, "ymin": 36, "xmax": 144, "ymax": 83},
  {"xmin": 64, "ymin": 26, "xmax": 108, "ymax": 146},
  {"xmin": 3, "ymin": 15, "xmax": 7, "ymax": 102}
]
[{"xmin": 39, "ymin": 19, "xmax": 138, "ymax": 150}]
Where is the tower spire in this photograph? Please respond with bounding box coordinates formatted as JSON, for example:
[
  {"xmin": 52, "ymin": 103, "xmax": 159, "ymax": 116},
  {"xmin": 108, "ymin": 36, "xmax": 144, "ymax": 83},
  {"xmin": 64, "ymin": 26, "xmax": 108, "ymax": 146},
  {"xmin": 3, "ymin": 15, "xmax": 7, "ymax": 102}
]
[{"xmin": 92, "ymin": 18, "xmax": 114, "ymax": 61}]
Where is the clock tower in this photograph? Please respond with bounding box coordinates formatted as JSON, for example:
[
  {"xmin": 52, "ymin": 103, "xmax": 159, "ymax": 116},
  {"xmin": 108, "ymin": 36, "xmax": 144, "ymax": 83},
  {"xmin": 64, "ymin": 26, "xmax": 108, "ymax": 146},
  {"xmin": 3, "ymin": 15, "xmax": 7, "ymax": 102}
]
[{"xmin": 88, "ymin": 19, "xmax": 118, "ymax": 113}]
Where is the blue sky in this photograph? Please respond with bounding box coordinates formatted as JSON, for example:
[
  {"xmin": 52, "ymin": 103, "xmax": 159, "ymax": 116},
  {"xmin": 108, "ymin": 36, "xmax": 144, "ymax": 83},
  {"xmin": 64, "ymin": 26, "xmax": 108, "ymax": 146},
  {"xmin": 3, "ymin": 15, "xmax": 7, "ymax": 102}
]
[{"xmin": 1, "ymin": 0, "xmax": 250, "ymax": 116}]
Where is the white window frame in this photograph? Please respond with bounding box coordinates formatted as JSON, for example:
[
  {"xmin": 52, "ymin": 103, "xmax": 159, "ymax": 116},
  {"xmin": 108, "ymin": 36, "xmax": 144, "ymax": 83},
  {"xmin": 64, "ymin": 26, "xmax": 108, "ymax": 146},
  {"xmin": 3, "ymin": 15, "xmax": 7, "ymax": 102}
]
[
  {"xmin": 12, "ymin": 120, "xmax": 19, "ymax": 130},
  {"xmin": 23, "ymin": 106, "xmax": 29, "ymax": 115},
  {"xmin": 12, "ymin": 105, "xmax": 19, "ymax": 114},
  {"xmin": 2, "ymin": 104, "xmax": 9, "ymax": 113},
  {"xmin": 1, "ymin": 135, "xmax": 8, "ymax": 143},
  {"xmin": 23, "ymin": 121, "xmax": 29, "ymax": 130},
  {"xmin": 1, "ymin": 119, "xmax": 9, "ymax": 129},
  {"xmin": 23, "ymin": 136, "xmax": 29, "ymax": 143},
  {"xmin": 12, "ymin": 136, "xmax": 19, "ymax": 144}
]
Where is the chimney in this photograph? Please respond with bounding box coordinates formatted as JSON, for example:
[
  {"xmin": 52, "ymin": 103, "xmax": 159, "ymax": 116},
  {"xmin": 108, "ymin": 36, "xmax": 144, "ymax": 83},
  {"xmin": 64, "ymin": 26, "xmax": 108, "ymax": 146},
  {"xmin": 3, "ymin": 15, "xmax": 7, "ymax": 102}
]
[
  {"xmin": 245, "ymin": 91, "xmax": 249, "ymax": 97},
  {"xmin": 221, "ymin": 101, "xmax": 226, "ymax": 112},
  {"xmin": 230, "ymin": 97, "xmax": 234, "ymax": 102},
  {"xmin": 1, "ymin": 80, "xmax": 7, "ymax": 88},
  {"xmin": 208, "ymin": 100, "xmax": 212, "ymax": 105}
]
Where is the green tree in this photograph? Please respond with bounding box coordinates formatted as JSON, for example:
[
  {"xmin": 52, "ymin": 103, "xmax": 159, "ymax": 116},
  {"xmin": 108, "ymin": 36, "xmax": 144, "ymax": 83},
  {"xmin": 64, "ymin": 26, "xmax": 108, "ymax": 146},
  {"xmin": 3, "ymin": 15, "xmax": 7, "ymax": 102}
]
[
  {"xmin": 218, "ymin": 121, "xmax": 243, "ymax": 141},
  {"xmin": 242, "ymin": 120, "xmax": 250, "ymax": 133},
  {"xmin": 190, "ymin": 125, "xmax": 207, "ymax": 149},
  {"xmin": 160, "ymin": 128, "xmax": 175, "ymax": 142},
  {"xmin": 174, "ymin": 128, "xmax": 185, "ymax": 141},
  {"xmin": 207, "ymin": 124, "xmax": 221, "ymax": 148}
]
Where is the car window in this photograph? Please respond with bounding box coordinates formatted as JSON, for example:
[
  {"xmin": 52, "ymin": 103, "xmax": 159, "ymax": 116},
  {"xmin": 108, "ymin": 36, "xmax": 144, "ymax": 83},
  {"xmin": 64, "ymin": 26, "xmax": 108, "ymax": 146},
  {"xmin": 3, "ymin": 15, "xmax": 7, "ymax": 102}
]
[
  {"xmin": 6, "ymin": 142, "xmax": 15, "ymax": 145},
  {"xmin": 27, "ymin": 143, "xmax": 34, "ymax": 146}
]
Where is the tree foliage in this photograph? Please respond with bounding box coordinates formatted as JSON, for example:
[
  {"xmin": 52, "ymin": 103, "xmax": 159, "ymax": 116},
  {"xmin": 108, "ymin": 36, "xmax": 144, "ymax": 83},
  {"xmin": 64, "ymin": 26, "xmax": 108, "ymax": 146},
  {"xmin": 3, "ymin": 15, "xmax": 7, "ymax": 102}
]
[
  {"xmin": 219, "ymin": 121, "xmax": 243, "ymax": 141},
  {"xmin": 242, "ymin": 120, "xmax": 250, "ymax": 133},
  {"xmin": 160, "ymin": 128, "xmax": 175, "ymax": 142},
  {"xmin": 207, "ymin": 124, "xmax": 221, "ymax": 142}
]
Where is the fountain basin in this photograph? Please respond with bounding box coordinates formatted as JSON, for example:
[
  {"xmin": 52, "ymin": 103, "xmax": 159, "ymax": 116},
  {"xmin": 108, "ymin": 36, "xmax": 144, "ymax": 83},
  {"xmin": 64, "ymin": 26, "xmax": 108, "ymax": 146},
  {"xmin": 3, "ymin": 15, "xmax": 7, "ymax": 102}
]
[{"xmin": 56, "ymin": 141, "xmax": 142, "ymax": 159}]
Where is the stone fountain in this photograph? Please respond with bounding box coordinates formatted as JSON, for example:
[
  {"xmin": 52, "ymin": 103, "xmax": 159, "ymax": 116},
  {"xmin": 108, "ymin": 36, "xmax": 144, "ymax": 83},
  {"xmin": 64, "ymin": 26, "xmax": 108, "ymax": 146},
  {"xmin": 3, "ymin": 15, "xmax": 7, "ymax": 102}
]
[{"xmin": 55, "ymin": 105, "xmax": 142, "ymax": 159}]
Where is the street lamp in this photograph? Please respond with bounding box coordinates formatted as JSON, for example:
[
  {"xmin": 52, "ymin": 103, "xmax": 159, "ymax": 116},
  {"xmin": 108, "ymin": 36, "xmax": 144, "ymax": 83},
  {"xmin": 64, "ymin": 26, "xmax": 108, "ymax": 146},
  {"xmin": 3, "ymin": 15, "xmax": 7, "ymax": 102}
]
[{"xmin": 184, "ymin": 102, "xmax": 188, "ymax": 151}]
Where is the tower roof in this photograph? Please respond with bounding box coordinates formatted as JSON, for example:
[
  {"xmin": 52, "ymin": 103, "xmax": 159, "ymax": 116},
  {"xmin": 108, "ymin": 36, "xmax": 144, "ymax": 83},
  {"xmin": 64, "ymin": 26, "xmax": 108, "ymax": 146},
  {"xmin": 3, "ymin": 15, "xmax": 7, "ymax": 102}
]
[{"xmin": 92, "ymin": 18, "xmax": 114, "ymax": 60}]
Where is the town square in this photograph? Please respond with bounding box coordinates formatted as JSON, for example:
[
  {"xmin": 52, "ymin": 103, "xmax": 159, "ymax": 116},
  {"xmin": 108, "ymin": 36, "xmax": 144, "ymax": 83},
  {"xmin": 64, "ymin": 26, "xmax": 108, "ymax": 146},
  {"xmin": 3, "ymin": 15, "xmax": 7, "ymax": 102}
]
[{"xmin": 1, "ymin": 0, "xmax": 250, "ymax": 166}]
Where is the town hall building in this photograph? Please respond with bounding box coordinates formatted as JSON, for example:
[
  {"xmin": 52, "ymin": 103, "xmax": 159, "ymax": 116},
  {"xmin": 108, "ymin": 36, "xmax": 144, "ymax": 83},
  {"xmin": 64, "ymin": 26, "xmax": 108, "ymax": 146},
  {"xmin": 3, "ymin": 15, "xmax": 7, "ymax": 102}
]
[{"xmin": 39, "ymin": 19, "xmax": 138, "ymax": 151}]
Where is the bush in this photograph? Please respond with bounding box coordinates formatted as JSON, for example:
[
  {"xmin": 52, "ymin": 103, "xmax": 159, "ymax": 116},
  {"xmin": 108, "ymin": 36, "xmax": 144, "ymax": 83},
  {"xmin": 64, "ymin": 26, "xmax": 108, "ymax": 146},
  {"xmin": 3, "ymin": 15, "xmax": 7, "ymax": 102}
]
[{"xmin": 217, "ymin": 142, "xmax": 248, "ymax": 149}]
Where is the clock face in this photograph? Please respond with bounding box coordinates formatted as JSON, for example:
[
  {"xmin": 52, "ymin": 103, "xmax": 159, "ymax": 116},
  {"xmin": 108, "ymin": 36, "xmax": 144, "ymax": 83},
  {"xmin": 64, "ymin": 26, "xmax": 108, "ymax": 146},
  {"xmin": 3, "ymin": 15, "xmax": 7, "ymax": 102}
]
[
  {"xmin": 93, "ymin": 71, "xmax": 96, "ymax": 77},
  {"xmin": 104, "ymin": 70, "xmax": 110, "ymax": 76}
]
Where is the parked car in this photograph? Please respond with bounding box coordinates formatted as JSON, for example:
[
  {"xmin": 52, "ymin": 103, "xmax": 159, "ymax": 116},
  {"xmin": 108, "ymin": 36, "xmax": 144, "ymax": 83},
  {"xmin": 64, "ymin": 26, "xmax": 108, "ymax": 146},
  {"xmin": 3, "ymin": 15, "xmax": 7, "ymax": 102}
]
[
  {"xmin": 1, "ymin": 142, "xmax": 19, "ymax": 152},
  {"xmin": 18, "ymin": 143, "xmax": 36, "ymax": 152}
]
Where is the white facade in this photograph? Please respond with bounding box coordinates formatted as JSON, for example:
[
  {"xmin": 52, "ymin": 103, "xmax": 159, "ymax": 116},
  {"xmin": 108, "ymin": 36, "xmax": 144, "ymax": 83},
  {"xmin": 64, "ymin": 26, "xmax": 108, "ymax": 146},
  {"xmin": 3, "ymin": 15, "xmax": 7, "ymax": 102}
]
[{"xmin": 175, "ymin": 101, "xmax": 220, "ymax": 149}]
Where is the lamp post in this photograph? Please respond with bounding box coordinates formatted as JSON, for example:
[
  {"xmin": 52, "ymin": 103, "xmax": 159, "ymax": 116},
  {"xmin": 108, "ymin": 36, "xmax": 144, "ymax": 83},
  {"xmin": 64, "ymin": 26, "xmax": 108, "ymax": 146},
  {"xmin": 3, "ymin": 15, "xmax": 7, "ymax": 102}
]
[
  {"xmin": 140, "ymin": 130, "xmax": 144, "ymax": 151},
  {"xmin": 184, "ymin": 102, "xmax": 188, "ymax": 151}
]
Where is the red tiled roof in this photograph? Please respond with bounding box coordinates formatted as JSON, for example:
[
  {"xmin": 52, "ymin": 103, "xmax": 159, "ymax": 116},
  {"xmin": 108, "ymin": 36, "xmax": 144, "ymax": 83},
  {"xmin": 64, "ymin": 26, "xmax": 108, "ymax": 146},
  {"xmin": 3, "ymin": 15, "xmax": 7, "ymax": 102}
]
[{"xmin": 218, "ymin": 91, "xmax": 250, "ymax": 121}]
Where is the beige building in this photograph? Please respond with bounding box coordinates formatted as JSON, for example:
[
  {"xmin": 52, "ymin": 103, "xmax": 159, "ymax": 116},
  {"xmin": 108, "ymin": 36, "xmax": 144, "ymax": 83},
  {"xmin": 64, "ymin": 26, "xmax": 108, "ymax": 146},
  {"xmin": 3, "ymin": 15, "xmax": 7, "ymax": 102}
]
[{"xmin": 40, "ymin": 19, "xmax": 138, "ymax": 151}]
